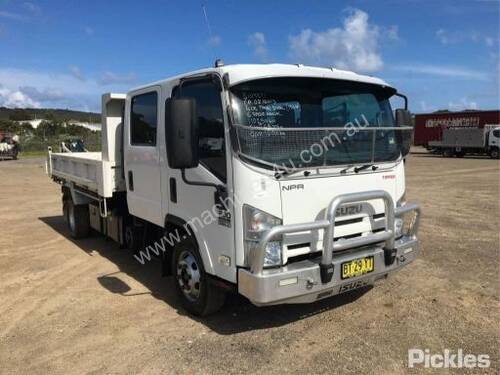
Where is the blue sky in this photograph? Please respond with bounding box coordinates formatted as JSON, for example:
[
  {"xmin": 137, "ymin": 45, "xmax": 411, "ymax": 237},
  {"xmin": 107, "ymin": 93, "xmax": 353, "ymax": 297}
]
[{"xmin": 0, "ymin": 0, "xmax": 498, "ymax": 113}]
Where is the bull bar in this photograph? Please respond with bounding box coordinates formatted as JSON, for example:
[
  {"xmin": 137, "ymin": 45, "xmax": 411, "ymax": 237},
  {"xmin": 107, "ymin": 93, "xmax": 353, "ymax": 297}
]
[{"xmin": 240, "ymin": 190, "xmax": 421, "ymax": 305}]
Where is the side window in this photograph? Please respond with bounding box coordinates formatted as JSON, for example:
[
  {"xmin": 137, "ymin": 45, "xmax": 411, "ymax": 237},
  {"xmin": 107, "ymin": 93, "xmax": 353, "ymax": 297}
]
[
  {"xmin": 492, "ymin": 129, "xmax": 500, "ymax": 138},
  {"xmin": 173, "ymin": 80, "xmax": 226, "ymax": 182},
  {"xmin": 131, "ymin": 92, "xmax": 158, "ymax": 146}
]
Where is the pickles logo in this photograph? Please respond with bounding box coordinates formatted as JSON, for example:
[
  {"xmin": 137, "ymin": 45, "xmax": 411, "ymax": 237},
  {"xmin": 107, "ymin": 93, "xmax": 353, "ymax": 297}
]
[{"xmin": 408, "ymin": 349, "xmax": 490, "ymax": 369}]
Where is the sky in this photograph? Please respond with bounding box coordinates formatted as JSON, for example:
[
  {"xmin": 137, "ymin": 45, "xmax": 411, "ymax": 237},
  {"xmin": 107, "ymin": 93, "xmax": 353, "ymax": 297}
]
[{"xmin": 0, "ymin": 0, "xmax": 498, "ymax": 113}]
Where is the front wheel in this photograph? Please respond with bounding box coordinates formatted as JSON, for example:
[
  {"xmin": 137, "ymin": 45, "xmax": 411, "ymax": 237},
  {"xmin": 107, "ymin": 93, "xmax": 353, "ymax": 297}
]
[
  {"xmin": 172, "ymin": 239, "xmax": 225, "ymax": 316},
  {"xmin": 490, "ymin": 148, "xmax": 499, "ymax": 159}
]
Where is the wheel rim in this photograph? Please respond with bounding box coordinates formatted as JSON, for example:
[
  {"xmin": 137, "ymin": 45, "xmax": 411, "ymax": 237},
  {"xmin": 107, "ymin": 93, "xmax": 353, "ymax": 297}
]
[
  {"xmin": 68, "ymin": 204, "xmax": 76, "ymax": 233},
  {"xmin": 176, "ymin": 250, "xmax": 201, "ymax": 302},
  {"xmin": 125, "ymin": 226, "xmax": 133, "ymax": 248}
]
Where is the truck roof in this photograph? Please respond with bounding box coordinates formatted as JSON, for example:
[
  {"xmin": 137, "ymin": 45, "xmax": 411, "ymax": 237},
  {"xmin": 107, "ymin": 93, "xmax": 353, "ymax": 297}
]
[{"xmin": 130, "ymin": 63, "xmax": 393, "ymax": 92}]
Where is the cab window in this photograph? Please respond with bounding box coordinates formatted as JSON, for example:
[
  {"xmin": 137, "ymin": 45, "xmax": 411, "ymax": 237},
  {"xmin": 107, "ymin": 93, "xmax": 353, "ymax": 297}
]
[
  {"xmin": 173, "ymin": 80, "xmax": 226, "ymax": 182},
  {"xmin": 131, "ymin": 92, "xmax": 158, "ymax": 146}
]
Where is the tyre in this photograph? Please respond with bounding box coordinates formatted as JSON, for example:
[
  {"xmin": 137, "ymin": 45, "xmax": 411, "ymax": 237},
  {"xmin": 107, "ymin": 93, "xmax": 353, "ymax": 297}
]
[
  {"xmin": 442, "ymin": 149, "xmax": 453, "ymax": 157},
  {"xmin": 490, "ymin": 148, "xmax": 499, "ymax": 159},
  {"xmin": 124, "ymin": 222, "xmax": 143, "ymax": 253},
  {"xmin": 63, "ymin": 199, "xmax": 90, "ymax": 239},
  {"xmin": 172, "ymin": 238, "xmax": 225, "ymax": 316}
]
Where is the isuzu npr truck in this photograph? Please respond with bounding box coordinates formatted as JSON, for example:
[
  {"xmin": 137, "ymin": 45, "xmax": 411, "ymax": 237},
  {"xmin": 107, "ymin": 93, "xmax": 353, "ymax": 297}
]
[{"xmin": 47, "ymin": 63, "xmax": 421, "ymax": 316}]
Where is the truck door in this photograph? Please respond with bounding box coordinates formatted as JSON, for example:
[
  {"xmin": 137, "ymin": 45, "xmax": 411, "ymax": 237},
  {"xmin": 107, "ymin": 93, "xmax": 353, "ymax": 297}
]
[
  {"xmin": 167, "ymin": 78, "xmax": 235, "ymax": 282},
  {"xmin": 489, "ymin": 128, "xmax": 500, "ymax": 147},
  {"xmin": 124, "ymin": 86, "xmax": 163, "ymax": 226}
]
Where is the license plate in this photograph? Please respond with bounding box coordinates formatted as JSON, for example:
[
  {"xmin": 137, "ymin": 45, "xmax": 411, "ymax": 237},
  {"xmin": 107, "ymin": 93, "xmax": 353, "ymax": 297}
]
[{"xmin": 341, "ymin": 256, "xmax": 374, "ymax": 280}]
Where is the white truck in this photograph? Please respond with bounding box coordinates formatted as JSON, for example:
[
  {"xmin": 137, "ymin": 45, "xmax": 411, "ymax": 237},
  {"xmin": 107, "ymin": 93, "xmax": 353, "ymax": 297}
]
[
  {"xmin": 47, "ymin": 63, "xmax": 421, "ymax": 316},
  {"xmin": 429, "ymin": 125, "xmax": 500, "ymax": 158}
]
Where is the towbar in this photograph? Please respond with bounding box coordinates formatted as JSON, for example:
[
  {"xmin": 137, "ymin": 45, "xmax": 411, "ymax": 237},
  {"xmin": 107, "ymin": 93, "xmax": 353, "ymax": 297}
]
[{"xmin": 251, "ymin": 190, "xmax": 399, "ymax": 282}]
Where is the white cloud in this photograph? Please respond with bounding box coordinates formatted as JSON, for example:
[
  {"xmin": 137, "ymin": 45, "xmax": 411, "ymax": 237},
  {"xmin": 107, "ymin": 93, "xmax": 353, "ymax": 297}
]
[
  {"xmin": 385, "ymin": 25, "xmax": 399, "ymax": 41},
  {"xmin": 207, "ymin": 35, "xmax": 221, "ymax": 47},
  {"xmin": 19, "ymin": 86, "xmax": 65, "ymax": 102},
  {"xmin": 448, "ymin": 97, "xmax": 478, "ymax": 111},
  {"xmin": 69, "ymin": 65, "xmax": 85, "ymax": 81},
  {"xmin": 0, "ymin": 11, "xmax": 26, "ymax": 21},
  {"xmin": 436, "ymin": 28, "xmax": 497, "ymax": 47},
  {"xmin": 392, "ymin": 64, "xmax": 488, "ymax": 80},
  {"xmin": 248, "ymin": 32, "xmax": 268, "ymax": 61},
  {"xmin": 288, "ymin": 9, "xmax": 383, "ymax": 73},
  {"xmin": 99, "ymin": 71, "xmax": 136, "ymax": 86},
  {"xmin": 419, "ymin": 100, "xmax": 435, "ymax": 112},
  {"xmin": 436, "ymin": 28, "xmax": 450, "ymax": 44},
  {"xmin": 0, "ymin": 67, "xmax": 136, "ymax": 110},
  {"xmin": 84, "ymin": 26, "xmax": 94, "ymax": 36},
  {"xmin": 0, "ymin": 85, "xmax": 40, "ymax": 108},
  {"xmin": 23, "ymin": 2, "xmax": 41, "ymax": 14}
]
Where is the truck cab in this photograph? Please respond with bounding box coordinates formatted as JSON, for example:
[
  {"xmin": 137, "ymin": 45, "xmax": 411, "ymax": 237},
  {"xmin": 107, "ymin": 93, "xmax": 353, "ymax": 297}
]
[
  {"xmin": 48, "ymin": 63, "xmax": 421, "ymax": 316},
  {"xmin": 486, "ymin": 126, "xmax": 500, "ymax": 158}
]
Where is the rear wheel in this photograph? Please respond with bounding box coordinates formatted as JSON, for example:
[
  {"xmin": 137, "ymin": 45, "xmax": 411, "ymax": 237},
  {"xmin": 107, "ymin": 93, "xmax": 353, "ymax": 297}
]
[
  {"xmin": 172, "ymin": 238, "xmax": 225, "ymax": 316},
  {"xmin": 124, "ymin": 222, "xmax": 142, "ymax": 253},
  {"xmin": 442, "ymin": 149, "xmax": 453, "ymax": 157},
  {"xmin": 63, "ymin": 199, "xmax": 90, "ymax": 239}
]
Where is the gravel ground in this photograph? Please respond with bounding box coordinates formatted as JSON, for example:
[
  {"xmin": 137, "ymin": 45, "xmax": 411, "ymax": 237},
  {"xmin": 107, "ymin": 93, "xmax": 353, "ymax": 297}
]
[{"xmin": 0, "ymin": 150, "xmax": 498, "ymax": 374}]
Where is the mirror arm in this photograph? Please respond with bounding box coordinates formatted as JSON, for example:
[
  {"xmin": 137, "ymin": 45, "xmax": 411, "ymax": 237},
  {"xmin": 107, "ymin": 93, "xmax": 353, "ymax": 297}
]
[
  {"xmin": 394, "ymin": 92, "xmax": 408, "ymax": 110},
  {"xmin": 181, "ymin": 169, "xmax": 226, "ymax": 194}
]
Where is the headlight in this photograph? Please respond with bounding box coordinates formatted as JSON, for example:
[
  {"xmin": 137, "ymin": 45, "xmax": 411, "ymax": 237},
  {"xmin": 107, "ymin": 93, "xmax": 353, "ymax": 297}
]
[
  {"xmin": 394, "ymin": 217, "xmax": 404, "ymax": 238},
  {"xmin": 395, "ymin": 209, "xmax": 419, "ymax": 238},
  {"xmin": 243, "ymin": 205, "xmax": 282, "ymax": 267}
]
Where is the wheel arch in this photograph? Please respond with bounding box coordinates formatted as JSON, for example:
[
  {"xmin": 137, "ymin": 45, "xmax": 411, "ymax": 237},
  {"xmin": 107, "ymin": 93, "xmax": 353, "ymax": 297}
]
[{"xmin": 164, "ymin": 214, "xmax": 215, "ymax": 276}]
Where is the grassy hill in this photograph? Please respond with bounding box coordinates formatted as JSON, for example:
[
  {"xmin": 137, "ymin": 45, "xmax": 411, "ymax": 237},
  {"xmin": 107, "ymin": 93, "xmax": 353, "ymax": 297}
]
[{"xmin": 0, "ymin": 107, "xmax": 101, "ymax": 123}]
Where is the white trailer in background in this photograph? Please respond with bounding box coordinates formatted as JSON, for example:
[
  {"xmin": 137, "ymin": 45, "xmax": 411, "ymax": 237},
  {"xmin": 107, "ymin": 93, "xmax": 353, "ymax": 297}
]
[{"xmin": 48, "ymin": 63, "xmax": 421, "ymax": 316}]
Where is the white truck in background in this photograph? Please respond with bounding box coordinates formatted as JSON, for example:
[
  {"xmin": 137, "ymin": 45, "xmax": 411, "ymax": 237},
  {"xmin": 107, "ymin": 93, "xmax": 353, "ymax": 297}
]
[
  {"xmin": 429, "ymin": 125, "xmax": 500, "ymax": 158},
  {"xmin": 47, "ymin": 63, "xmax": 421, "ymax": 316}
]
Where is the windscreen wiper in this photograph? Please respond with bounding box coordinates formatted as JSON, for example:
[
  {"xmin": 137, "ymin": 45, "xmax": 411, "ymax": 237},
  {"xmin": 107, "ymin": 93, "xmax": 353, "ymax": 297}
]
[
  {"xmin": 340, "ymin": 165, "xmax": 354, "ymax": 174},
  {"xmin": 354, "ymin": 164, "xmax": 379, "ymax": 173},
  {"xmin": 274, "ymin": 168, "xmax": 307, "ymax": 179}
]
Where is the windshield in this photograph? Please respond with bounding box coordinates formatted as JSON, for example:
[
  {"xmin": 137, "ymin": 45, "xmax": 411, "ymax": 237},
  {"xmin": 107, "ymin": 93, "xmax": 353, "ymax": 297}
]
[{"xmin": 230, "ymin": 77, "xmax": 409, "ymax": 170}]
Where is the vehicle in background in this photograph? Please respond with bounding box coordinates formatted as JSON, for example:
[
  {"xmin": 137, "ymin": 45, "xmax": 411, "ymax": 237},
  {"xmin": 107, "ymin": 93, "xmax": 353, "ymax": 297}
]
[
  {"xmin": 428, "ymin": 126, "xmax": 500, "ymax": 158},
  {"xmin": 0, "ymin": 133, "xmax": 20, "ymax": 160},
  {"xmin": 414, "ymin": 110, "xmax": 500, "ymax": 158},
  {"xmin": 60, "ymin": 139, "xmax": 88, "ymax": 153},
  {"xmin": 47, "ymin": 63, "xmax": 421, "ymax": 316}
]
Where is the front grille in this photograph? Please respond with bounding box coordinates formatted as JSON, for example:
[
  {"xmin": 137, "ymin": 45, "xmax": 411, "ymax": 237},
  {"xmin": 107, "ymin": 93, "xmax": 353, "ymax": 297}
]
[{"xmin": 285, "ymin": 213, "xmax": 387, "ymax": 264}]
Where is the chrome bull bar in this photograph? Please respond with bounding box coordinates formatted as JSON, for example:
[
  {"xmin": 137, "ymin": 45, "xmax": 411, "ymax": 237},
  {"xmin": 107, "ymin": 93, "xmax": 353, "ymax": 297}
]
[{"xmin": 250, "ymin": 190, "xmax": 421, "ymax": 284}]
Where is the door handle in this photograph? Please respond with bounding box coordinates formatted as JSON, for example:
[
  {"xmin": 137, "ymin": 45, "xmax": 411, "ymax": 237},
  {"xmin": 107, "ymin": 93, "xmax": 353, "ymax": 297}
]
[{"xmin": 128, "ymin": 171, "xmax": 134, "ymax": 191}]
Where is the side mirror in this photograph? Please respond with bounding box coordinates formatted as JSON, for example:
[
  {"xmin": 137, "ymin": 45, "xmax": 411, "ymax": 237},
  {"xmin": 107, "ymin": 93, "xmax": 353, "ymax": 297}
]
[
  {"xmin": 395, "ymin": 109, "xmax": 413, "ymax": 157},
  {"xmin": 166, "ymin": 98, "xmax": 199, "ymax": 169},
  {"xmin": 395, "ymin": 109, "xmax": 412, "ymax": 127}
]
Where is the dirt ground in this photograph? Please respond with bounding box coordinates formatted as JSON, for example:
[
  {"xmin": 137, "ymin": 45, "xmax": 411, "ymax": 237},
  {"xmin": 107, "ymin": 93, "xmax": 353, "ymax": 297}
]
[{"xmin": 0, "ymin": 150, "xmax": 499, "ymax": 375}]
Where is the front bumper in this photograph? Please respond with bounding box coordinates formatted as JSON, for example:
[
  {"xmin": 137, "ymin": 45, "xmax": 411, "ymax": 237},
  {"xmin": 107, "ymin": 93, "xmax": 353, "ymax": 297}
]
[{"xmin": 238, "ymin": 190, "xmax": 421, "ymax": 306}]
